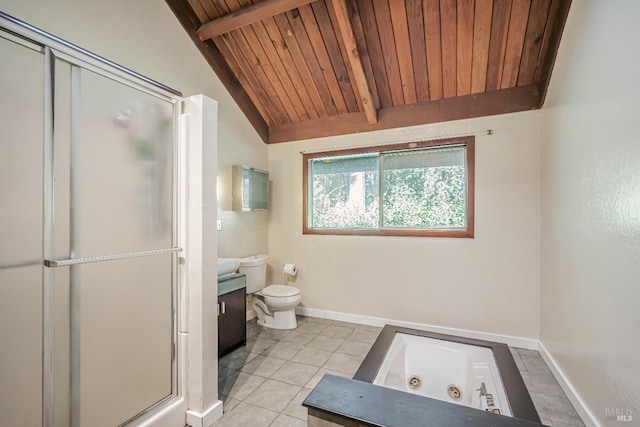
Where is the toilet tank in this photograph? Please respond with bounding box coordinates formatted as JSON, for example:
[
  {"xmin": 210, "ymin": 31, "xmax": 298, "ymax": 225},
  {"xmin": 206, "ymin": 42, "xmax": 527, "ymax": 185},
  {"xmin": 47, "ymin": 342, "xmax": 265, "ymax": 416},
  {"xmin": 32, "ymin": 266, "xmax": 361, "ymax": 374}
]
[{"xmin": 239, "ymin": 254, "xmax": 268, "ymax": 294}]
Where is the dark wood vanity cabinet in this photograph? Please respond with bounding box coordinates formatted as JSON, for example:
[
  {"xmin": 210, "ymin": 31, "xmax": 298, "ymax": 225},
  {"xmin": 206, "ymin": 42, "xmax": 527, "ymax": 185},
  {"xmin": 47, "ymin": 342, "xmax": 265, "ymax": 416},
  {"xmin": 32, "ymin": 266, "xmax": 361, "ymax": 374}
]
[{"xmin": 218, "ymin": 274, "xmax": 247, "ymax": 357}]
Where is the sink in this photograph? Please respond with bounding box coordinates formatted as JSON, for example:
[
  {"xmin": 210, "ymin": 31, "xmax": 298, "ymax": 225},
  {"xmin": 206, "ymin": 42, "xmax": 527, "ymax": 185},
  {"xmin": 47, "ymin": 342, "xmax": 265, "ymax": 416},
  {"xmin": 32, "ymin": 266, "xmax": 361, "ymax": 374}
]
[{"xmin": 217, "ymin": 258, "xmax": 240, "ymax": 279}]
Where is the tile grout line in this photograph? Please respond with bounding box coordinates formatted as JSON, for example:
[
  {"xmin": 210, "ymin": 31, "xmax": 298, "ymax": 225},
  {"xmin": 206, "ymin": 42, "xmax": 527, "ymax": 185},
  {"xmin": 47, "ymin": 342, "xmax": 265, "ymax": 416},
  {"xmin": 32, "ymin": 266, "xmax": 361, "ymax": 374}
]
[{"xmin": 218, "ymin": 317, "xmax": 585, "ymax": 427}]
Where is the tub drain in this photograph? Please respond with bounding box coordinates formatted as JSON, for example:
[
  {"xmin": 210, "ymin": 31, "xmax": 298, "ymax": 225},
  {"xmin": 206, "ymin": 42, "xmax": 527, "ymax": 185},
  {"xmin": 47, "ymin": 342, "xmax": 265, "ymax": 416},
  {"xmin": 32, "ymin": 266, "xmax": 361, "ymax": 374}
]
[
  {"xmin": 447, "ymin": 384, "xmax": 463, "ymax": 401},
  {"xmin": 408, "ymin": 375, "xmax": 422, "ymax": 390}
]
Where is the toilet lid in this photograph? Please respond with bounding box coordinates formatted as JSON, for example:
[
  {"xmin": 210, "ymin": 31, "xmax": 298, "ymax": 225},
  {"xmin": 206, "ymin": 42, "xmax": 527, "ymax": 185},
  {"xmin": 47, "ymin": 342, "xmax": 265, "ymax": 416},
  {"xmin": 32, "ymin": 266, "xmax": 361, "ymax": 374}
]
[{"xmin": 261, "ymin": 285, "xmax": 300, "ymax": 297}]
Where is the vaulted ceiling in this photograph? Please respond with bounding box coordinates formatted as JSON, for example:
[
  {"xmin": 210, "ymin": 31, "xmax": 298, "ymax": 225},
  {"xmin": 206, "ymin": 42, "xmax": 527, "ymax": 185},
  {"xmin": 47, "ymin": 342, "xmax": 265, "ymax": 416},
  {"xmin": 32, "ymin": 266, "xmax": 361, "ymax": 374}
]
[{"xmin": 167, "ymin": 0, "xmax": 571, "ymax": 143}]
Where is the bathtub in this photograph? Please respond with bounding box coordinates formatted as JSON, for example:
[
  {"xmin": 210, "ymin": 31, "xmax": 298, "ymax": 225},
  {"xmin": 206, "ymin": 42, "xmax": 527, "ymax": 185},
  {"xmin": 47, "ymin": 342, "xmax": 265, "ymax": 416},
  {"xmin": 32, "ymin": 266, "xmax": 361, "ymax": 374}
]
[
  {"xmin": 372, "ymin": 332, "xmax": 511, "ymax": 416},
  {"xmin": 354, "ymin": 325, "xmax": 540, "ymax": 423}
]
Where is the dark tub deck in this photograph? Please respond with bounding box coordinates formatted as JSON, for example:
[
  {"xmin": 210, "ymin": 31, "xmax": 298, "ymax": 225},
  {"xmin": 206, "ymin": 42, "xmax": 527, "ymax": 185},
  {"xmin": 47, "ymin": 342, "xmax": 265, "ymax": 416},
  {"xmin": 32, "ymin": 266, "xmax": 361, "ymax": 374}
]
[{"xmin": 304, "ymin": 325, "xmax": 544, "ymax": 427}]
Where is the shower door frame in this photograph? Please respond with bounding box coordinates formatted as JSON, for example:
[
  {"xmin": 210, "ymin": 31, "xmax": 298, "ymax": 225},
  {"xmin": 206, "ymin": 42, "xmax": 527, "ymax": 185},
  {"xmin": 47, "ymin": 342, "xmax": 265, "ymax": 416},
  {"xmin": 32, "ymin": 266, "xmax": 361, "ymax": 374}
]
[{"xmin": 0, "ymin": 12, "xmax": 188, "ymax": 427}]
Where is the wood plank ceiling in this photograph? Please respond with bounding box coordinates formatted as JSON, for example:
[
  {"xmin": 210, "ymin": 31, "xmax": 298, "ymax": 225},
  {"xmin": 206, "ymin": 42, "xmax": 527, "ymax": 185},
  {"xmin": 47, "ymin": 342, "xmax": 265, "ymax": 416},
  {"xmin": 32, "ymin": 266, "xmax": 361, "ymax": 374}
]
[{"xmin": 167, "ymin": 0, "xmax": 571, "ymax": 143}]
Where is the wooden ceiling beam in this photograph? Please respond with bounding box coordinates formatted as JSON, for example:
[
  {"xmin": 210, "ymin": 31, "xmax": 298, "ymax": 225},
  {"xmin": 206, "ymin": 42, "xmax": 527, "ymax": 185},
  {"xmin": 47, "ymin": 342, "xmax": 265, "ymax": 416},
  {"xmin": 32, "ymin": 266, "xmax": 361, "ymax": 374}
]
[
  {"xmin": 329, "ymin": 0, "xmax": 377, "ymax": 124},
  {"xmin": 537, "ymin": 0, "xmax": 572, "ymax": 107},
  {"xmin": 165, "ymin": 0, "xmax": 269, "ymax": 142},
  {"xmin": 269, "ymin": 84, "xmax": 540, "ymax": 143},
  {"xmin": 197, "ymin": 0, "xmax": 319, "ymax": 41}
]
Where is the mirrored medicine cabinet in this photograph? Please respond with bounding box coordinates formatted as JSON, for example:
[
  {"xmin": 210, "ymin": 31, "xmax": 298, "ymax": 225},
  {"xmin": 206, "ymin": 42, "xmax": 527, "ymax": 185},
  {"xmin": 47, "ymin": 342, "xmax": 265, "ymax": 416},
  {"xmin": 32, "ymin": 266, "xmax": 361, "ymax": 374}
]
[{"xmin": 232, "ymin": 165, "xmax": 269, "ymax": 211}]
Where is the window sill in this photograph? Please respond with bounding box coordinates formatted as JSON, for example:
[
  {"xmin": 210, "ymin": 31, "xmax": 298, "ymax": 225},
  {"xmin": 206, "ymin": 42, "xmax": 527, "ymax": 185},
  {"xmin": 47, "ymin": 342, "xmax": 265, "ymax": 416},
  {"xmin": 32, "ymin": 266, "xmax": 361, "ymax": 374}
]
[{"xmin": 302, "ymin": 227, "xmax": 474, "ymax": 238}]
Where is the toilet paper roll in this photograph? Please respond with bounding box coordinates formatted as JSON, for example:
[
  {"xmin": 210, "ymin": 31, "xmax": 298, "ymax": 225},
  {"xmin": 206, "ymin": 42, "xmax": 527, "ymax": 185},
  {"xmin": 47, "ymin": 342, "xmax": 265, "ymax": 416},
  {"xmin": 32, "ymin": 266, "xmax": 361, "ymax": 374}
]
[{"xmin": 283, "ymin": 263, "xmax": 297, "ymax": 276}]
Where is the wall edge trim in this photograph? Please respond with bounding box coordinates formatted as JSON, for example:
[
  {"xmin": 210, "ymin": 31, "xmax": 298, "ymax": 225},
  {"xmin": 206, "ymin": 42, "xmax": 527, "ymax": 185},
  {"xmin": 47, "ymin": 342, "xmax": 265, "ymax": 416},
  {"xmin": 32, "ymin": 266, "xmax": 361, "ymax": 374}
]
[
  {"xmin": 185, "ymin": 400, "xmax": 223, "ymax": 427},
  {"xmin": 538, "ymin": 341, "xmax": 601, "ymax": 427}
]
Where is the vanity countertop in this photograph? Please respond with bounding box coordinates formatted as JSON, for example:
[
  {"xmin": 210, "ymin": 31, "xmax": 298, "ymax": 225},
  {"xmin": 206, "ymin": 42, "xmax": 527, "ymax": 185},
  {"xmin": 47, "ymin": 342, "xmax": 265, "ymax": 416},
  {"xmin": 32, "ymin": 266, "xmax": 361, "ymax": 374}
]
[{"xmin": 218, "ymin": 273, "xmax": 245, "ymax": 296}]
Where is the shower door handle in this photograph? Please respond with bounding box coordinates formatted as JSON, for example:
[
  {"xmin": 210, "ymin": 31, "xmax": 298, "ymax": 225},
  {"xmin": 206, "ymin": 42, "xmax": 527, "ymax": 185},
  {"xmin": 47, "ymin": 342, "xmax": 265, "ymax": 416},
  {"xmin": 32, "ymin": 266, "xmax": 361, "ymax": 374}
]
[{"xmin": 44, "ymin": 247, "xmax": 182, "ymax": 267}]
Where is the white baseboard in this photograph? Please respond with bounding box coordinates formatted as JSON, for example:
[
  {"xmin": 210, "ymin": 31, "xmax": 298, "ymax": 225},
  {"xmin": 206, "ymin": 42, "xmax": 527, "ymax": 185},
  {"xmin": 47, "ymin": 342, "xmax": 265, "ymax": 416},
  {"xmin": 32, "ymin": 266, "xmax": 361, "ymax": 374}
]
[
  {"xmin": 295, "ymin": 307, "xmax": 539, "ymax": 350},
  {"xmin": 137, "ymin": 397, "xmax": 188, "ymax": 427},
  {"xmin": 246, "ymin": 309, "xmax": 256, "ymax": 321},
  {"xmin": 538, "ymin": 341, "xmax": 601, "ymax": 427},
  {"xmin": 186, "ymin": 400, "xmax": 223, "ymax": 427}
]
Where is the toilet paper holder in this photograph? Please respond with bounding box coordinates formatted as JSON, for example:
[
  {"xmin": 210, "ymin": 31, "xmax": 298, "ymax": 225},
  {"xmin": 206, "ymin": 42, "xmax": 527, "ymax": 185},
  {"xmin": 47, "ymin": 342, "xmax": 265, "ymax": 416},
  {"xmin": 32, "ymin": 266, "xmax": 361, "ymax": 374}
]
[{"xmin": 283, "ymin": 263, "xmax": 297, "ymax": 277}]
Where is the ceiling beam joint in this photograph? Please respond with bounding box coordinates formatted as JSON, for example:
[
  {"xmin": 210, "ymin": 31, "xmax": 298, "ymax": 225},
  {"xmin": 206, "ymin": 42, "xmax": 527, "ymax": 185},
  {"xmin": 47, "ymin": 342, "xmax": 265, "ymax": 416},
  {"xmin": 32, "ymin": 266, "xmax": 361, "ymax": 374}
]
[
  {"xmin": 197, "ymin": 0, "xmax": 319, "ymax": 41},
  {"xmin": 330, "ymin": 0, "xmax": 377, "ymax": 125}
]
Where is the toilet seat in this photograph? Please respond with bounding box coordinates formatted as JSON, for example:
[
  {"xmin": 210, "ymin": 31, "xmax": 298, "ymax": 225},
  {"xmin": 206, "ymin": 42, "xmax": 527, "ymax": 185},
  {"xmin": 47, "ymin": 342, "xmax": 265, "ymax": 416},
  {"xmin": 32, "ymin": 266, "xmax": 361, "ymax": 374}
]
[{"xmin": 261, "ymin": 284, "xmax": 299, "ymax": 298}]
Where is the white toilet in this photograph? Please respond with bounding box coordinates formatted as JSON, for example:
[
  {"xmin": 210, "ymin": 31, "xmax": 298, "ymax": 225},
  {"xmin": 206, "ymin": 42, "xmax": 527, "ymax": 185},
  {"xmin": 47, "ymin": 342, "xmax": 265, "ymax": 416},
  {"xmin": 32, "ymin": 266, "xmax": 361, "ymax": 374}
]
[{"xmin": 239, "ymin": 254, "xmax": 301, "ymax": 330}]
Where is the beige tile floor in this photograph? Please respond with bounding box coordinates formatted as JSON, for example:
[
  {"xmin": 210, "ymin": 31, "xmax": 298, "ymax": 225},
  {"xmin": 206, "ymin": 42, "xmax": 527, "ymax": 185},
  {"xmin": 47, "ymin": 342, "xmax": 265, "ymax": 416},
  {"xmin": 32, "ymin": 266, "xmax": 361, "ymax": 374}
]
[{"xmin": 215, "ymin": 316, "xmax": 585, "ymax": 427}]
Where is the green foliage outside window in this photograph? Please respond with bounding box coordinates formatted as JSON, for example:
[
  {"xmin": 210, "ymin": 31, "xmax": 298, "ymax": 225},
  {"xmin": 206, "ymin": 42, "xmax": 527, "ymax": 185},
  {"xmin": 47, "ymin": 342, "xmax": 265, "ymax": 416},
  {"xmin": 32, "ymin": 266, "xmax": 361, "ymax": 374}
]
[
  {"xmin": 309, "ymin": 145, "xmax": 467, "ymax": 230},
  {"xmin": 382, "ymin": 166, "xmax": 465, "ymax": 228}
]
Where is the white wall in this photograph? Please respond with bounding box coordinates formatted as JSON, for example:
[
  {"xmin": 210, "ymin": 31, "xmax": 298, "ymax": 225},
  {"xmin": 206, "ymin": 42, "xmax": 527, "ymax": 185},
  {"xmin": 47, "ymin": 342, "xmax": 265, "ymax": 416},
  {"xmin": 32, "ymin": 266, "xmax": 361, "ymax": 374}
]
[
  {"xmin": 268, "ymin": 111, "xmax": 541, "ymax": 339},
  {"xmin": 540, "ymin": 1, "xmax": 640, "ymax": 425},
  {"xmin": 217, "ymin": 143, "xmax": 268, "ymax": 259},
  {"xmin": 0, "ymin": 0, "xmax": 268, "ymax": 260}
]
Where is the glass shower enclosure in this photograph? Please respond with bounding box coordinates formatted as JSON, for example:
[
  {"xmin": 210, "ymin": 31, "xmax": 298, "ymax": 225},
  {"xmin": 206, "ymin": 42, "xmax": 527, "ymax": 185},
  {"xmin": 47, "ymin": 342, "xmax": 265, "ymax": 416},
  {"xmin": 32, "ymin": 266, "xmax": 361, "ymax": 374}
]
[{"xmin": 1, "ymin": 15, "xmax": 182, "ymax": 427}]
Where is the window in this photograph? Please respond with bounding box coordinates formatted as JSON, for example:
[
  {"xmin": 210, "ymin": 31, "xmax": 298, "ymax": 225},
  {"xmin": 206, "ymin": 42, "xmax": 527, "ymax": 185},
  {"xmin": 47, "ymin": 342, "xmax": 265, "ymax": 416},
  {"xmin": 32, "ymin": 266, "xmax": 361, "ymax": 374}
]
[{"xmin": 303, "ymin": 137, "xmax": 474, "ymax": 237}]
